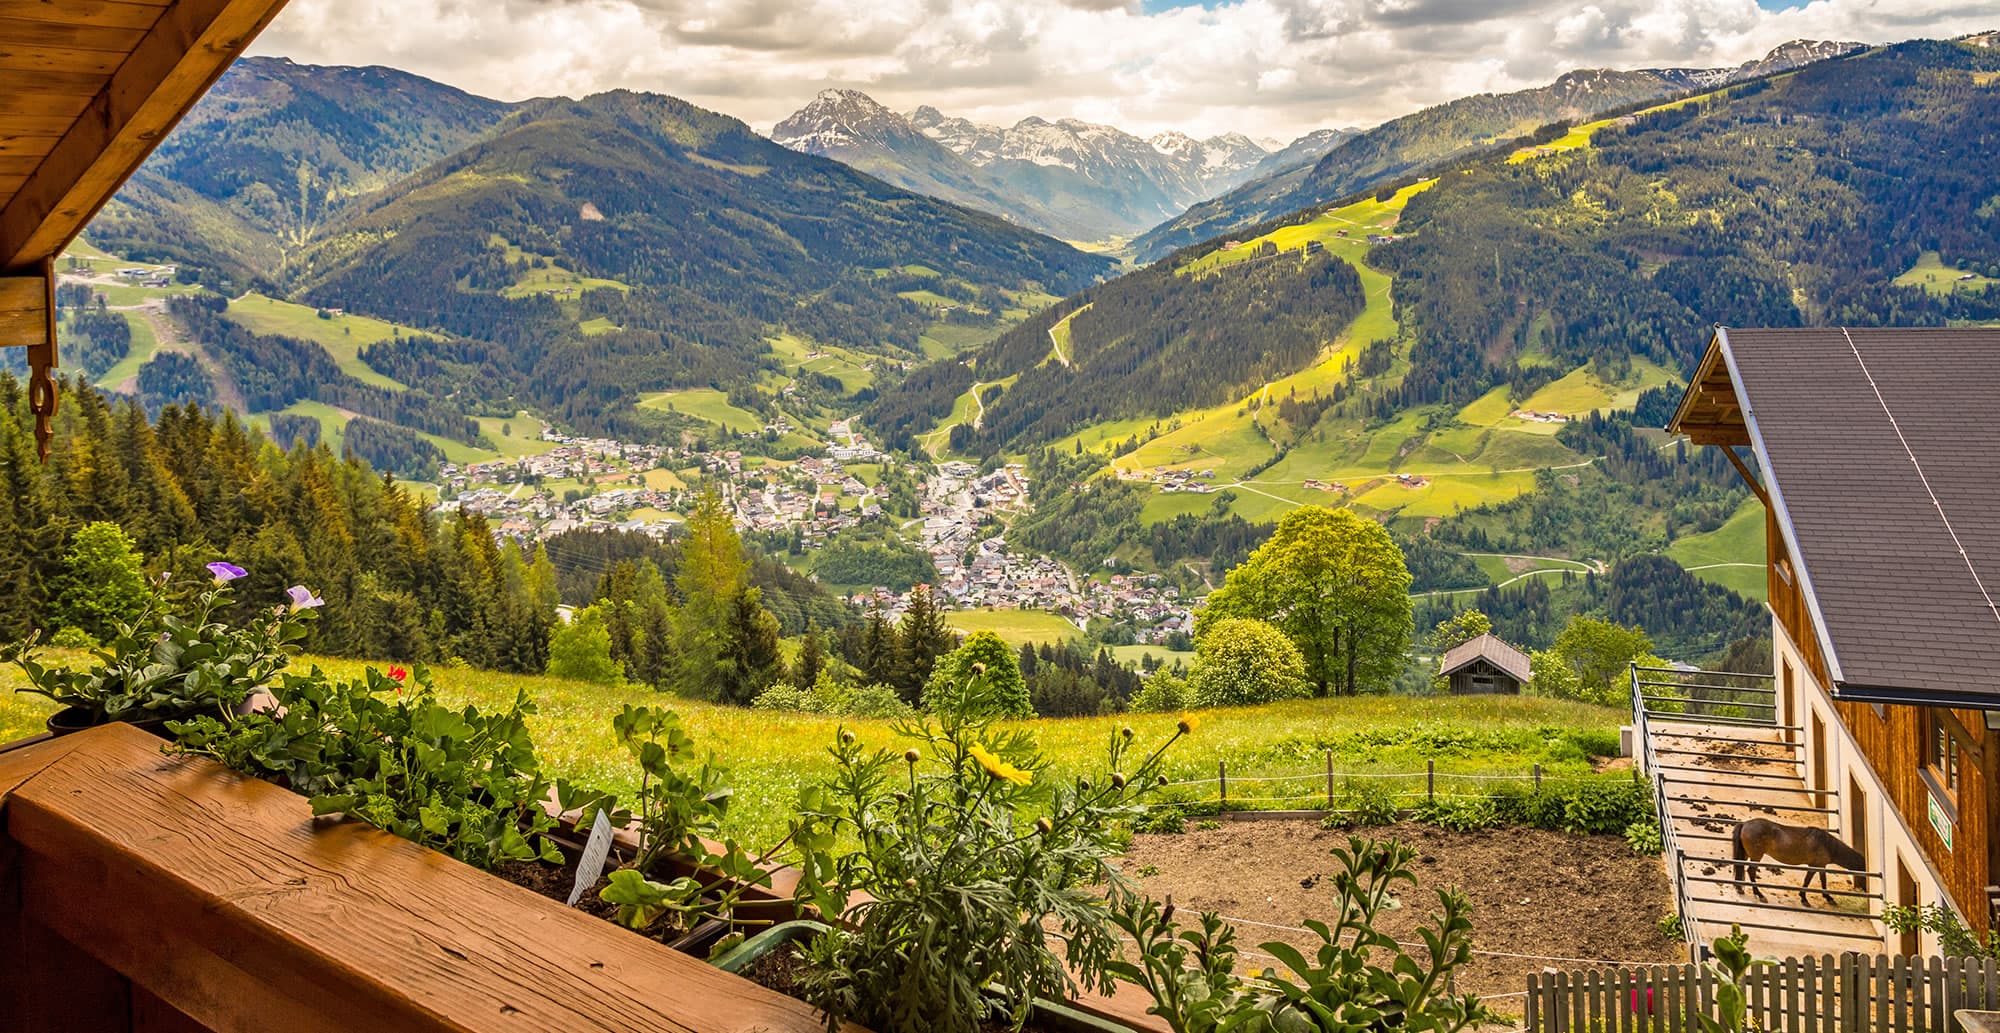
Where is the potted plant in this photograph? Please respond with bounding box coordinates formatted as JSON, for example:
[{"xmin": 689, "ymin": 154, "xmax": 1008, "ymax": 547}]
[{"xmin": 5, "ymin": 563, "xmax": 313, "ymax": 736}]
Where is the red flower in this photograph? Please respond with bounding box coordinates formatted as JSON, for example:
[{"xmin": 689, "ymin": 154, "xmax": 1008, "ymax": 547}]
[{"xmin": 389, "ymin": 666, "xmax": 408, "ymax": 683}]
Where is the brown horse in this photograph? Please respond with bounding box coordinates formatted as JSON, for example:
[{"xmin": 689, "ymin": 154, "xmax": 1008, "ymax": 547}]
[{"xmin": 1731, "ymin": 817, "xmax": 1869, "ymax": 905}]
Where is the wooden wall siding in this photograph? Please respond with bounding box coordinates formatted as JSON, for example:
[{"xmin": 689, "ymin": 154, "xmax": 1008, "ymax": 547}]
[
  {"xmin": 0, "ymin": 724, "xmax": 855, "ymax": 1033},
  {"xmin": 1767, "ymin": 502, "xmax": 1995, "ymax": 929}
]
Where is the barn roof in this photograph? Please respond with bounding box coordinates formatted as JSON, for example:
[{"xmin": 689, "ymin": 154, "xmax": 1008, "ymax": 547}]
[
  {"xmin": 1, "ymin": 0, "xmax": 292, "ymax": 455},
  {"xmin": 1669, "ymin": 326, "xmax": 2000, "ymax": 707},
  {"xmin": 1438, "ymin": 634, "xmax": 1533, "ymax": 683}
]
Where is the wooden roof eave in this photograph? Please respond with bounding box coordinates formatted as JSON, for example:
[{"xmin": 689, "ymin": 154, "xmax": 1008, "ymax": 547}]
[
  {"xmin": 1667, "ymin": 329, "xmax": 1753, "ymax": 447},
  {"xmin": 0, "ymin": 0, "xmax": 293, "ymax": 458}
]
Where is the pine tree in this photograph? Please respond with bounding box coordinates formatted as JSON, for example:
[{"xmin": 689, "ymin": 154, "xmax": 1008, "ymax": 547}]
[
  {"xmin": 794, "ymin": 622, "xmax": 826, "ymax": 690},
  {"xmin": 894, "ymin": 585, "xmax": 954, "ymax": 704}
]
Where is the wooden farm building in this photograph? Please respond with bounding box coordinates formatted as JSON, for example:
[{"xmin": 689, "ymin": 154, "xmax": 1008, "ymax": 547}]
[
  {"xmin": 1668, "ymin": 325, "xmax": 2000, "ymax": 956},
  {"xmin": 1437, "ymin": 633, "xmax": 1530, "ymax": 694}
]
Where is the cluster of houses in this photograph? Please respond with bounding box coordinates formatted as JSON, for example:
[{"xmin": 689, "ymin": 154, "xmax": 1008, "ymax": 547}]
[
  {"xmin": 1119, "ymin": 466, "xmax": 1220, "ymax": 492},
  {"xmin": 1511, "ymin": 408, "xmax": 1570, "ymax": 424}
]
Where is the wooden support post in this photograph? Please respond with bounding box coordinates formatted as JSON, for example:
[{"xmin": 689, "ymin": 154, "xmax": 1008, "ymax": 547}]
[
  {"xmin": 1535, "ymin": 763, "xmax": 1543, "ymax": 792},
  {"xmin": 0, "ymin": 266, "xmax": 57, "ymax": 460},
  {"xmin": 1427, "ymin": 759, "xmax": 1435, "ymax": 803},
  {"xmin": 1325, "ymin": 751, "xmax": 1334, "ymax": 809},
  {"xmin": 1218, "ymin": 760, "xmax": 1227, "ymax": 808}
]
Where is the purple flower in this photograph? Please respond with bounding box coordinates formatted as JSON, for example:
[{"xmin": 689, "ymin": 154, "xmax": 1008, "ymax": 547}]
[
  {"xmin": 206, "ymin": 561, "xmax": 247, "ymax": 585},
  {"xmin": 286, "ymin": 585, "xmax": 324, "ymax": 612}
]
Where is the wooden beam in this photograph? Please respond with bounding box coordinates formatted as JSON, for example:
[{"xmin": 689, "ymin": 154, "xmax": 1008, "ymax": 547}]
[
  {"xmin": 0, "ymin": 273, "xmax": 46, "ymax": 348},
  {"xmin": 1723, "ymin": 445, "xmax": 1770, "ymax": 506},
  {"xmin": 0, "ymin": 0, "xmax": 293, "ymax": 273},
  {"xmin": 0, "ymin": 3, "xmax": 171, "ymax": 32}
]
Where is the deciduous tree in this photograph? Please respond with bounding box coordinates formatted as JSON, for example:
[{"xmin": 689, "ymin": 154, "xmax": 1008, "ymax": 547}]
[{"xmin": 1199, "ymin": 506, "xmax": 1412, "ymax": 696}]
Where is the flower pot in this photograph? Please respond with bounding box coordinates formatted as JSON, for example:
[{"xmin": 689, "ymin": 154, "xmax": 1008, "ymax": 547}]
[
  {"xmin": 45, "ymin": 707, "xmax": 171, "ymax": 739},
  {"xmin": 668, "ymin": 918, "xmax": 734, "ymax": 958},
  {"xmin": 1024, "ymin": 996, "xmax": 1137, "ymax": 1033},
  {"xmin": 709, "ymin": 919, "xmax": 829, "ymax": 976}
]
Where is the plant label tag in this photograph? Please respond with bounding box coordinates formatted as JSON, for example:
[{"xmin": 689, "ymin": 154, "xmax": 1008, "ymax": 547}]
[{"xmin": 567, "ymin": 809, "xmax": 616, "ymax": 907}]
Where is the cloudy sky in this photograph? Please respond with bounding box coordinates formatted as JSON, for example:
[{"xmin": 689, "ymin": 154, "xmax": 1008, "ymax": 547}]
[{"xmin": 250, "ymin": 0, "xmax": 1997, "ymax": 144}]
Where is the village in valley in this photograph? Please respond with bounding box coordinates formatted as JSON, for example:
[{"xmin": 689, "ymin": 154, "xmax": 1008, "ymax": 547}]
[{"xmin": 435, "ymin": 421, "xmax": 1199, "ymax": 645}]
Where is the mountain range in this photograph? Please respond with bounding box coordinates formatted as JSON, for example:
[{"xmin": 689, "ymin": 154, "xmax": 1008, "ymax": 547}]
[
  {"xmin": 772, "ymin": 91, "xmax": 1353, "ymax": 242},
  {"xmin": 1131, "ymin": 39, "xmax": 1864, "ymax": 259}
]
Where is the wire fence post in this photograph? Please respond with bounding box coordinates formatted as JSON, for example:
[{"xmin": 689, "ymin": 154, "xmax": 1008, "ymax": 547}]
[
  {"xmin": 1427, "ymin": 759, "xmax": 1435, "ymax": 804},
  {"xmin": 1218, "ymin": 760, "xmax": 1227, "ymax": 808},
  {"xmin": 1534, "ymin": 763, "xmax": 1543, "ymax": 793},
  {"xmin": 1325, "ymin": 751, "xmax": 1334, "ymax": 809}
]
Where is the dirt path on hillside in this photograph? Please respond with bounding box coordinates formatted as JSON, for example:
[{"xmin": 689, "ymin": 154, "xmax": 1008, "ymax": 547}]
[{"xmin": 1121, "ymin": 820, "xmax": 1682, "ymax": 1017}]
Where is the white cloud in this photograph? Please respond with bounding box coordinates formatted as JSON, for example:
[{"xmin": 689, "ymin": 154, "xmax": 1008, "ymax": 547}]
[{"xmin": 248, "ymin": 0, "xmax": 1996, "ymax": 141}]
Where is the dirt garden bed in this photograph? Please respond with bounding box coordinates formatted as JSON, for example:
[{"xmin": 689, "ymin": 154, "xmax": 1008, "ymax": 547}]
[{"xmin": 1121, "ymin": 820, "xmax": 1683, "ymax": 1014}]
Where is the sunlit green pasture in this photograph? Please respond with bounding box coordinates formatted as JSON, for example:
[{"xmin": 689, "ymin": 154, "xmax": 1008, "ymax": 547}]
[{"xmin": 0, "ymin": 654, "xmax": 1630, "ymax": 850}]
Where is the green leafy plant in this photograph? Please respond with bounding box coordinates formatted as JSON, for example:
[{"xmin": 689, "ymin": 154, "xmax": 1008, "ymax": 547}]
[
  {"xmin": 1883, "ymin": 902, "xmax": 2000, "ymax": 958},
  {"xmin": 1324, "ymin": 778, "xmax": 1402, "ymax": 827},
  {"xmin": 1657, "ymin": 910, "xmax": 1685, "ymax": 939},
  {"xmin": 1694, "ymin": 926, "xmax": 1764, "ymax": 1033},
  {"xmin": 1624, "ymin": 818, "xmax": 1664, "ymax": 855},
  {"xmin": 590, "ymin": 704, "xmax": 777, "ymax": 936},
  {"xmin": 169, "ymin": 664, "xmax": 564, "ymax": 870},
  {"xmin": 1413, "ymin": 795, "xmax": 1502, "ymax": 832},
  {"xmin": 6, "ymin": 566, "xmax": 311, "ymax": 727},
  {"xmin": 789, "ymin": 673, "xmax": 1189, "ymax": 1033},
  {"xmin": 1109, "ymin": 836, "xmax": 1495, "ymax": 1033}
]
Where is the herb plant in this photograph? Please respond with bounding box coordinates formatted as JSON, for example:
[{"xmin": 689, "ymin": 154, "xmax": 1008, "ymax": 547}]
[
  {"xmin": 5, "ymin": 565, "xmax": 311, "ymax": 726},
  {"xmin": 586, "ymin": 705, "xmax": 775, "ymax": 937},
  {"xmin": 169, "ymin": 664, "xmax": 567, "ymax": 870},
  {"xmin": 1109, "ymin": 836, "xmax": 1494, "ymax": 1033},
  {"xmin": 789, "ymin": 674, "xmax": 1189, "ymax": 1033}
]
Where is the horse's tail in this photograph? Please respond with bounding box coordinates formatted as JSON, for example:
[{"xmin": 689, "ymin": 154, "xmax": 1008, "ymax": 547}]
[{"xmin": 1731, "ymin": 821, "xmax": 1747, "ymax": 884}]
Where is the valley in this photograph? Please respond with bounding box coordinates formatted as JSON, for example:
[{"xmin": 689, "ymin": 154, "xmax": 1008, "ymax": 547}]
[{"xmin": 25, "ymin": 37, "xmax": 2000, "ymax": 697}]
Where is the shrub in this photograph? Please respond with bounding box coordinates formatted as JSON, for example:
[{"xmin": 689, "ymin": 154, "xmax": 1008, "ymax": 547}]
[
  {"xmin": 546, "ymin": 604, "xmax": 621, "ymax": 684},
  {"xmin": 1130, "ymin": 671, "xmax": 1189, "ymax": 712},
  {"xmin": 48, "ymin": 626, "xmax": 98, "ymax": 650},
  {"xmin": 1135, "ymin": 805, "xmax": 1188, "ymax": 835},
  {"xmin": 920, "ymin": 630, "xmax": 1031, "ymax": 718},
  {"xmin": 1185, "ymin": 617, "xmax": 1307, "ymax": 708},
  {"xmin": 1415, "ymin": 795, "xmax": 1503, "ymax": 832},
  {"xmin": 791, "ymin": 672, "xmax": 1191, "ymax": 1033},
  {"xmin": 1325, "ymin": 778, "xmax": 1402, "ymax": 827},
  {"xmin": 1658, "ymin": 910, "xmax": 1684, "ymax": 939},
  {"xmin": 50, "ymin": 522, "xmax": 148, "ymax": 642},
  {"xmin": 1560, "ymin": 780, "xmax": 1653, "ymax": 835},
  {"xmin": 753, "ymin": 672, "xmax": 916, "ymax": 718}
]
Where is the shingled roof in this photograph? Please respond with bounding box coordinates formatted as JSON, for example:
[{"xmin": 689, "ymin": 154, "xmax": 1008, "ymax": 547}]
[
  {"xmin": 1676, "ymin": 326, "xmax": 2000, "ymax": 706},
  {"xmin": 1438, "ymin": 634, "xmax": 1533, "ymax": 684}
]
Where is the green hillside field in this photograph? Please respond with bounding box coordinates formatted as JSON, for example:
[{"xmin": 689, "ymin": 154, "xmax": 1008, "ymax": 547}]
[{"xmin": 0, "ymin": 652, "xmax": 1632, "ymax": 850}]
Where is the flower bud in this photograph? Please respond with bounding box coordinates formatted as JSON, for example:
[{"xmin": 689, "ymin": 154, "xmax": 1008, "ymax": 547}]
[
  {"xmin": 1121, "ymin": 726, "xmax": 1134, "ymax": 740},
  {"xmin": 1036, "ymin": 817, "xmax": 1053, "ymax": 835},
  {"xmin": 892, "ymin": 791, "xmax": 909, "ymax": 804},
  {"xmin": 1157, "ymin": 774, "xmax": 1169, "ymax": 787},
  {"xmin": 1078, "ymin": 778, "xmax": 1091, "ymax": 792},
  {"xmin": 904, "ymin": 748, "xmax": 921, "ymax": 764},
  {"xmin": 841, "ymin": 730, "xmax": 856, "ymax": 746},
  {"xmin": 1111, "ymin": 773, "xmax": 1128, "ymax": 791},
  {"xmin": 903, "ymin": 877, "xmax": 918, "ymax": 889}
]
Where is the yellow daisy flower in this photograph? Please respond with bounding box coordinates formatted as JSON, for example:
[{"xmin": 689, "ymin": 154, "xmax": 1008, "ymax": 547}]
[{"xmin": 969, "ymin": 743, "xmax": 1032, "ymax": 786}]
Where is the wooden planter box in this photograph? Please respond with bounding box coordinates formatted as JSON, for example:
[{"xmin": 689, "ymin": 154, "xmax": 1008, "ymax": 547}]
[{"xmin": 0, "ymin": 723, "xmax": 859, "ymax": 1033}]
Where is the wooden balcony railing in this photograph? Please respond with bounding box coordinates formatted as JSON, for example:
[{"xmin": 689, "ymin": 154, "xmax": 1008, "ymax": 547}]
[{"xmin": 0, "ymin": 723, "xmax": 856, "ymax": 1033}]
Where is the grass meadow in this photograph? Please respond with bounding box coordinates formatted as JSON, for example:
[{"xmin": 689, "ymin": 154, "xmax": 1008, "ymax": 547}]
[{"xmin": 0, "ymin": 652, "xmax": 1630, "ymax": 852}]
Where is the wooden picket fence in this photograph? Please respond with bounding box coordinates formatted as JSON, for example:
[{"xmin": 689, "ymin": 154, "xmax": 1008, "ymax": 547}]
[{"xmin": 1527, "ymin": 954, "xmax": 2000, "ymax": 1033}]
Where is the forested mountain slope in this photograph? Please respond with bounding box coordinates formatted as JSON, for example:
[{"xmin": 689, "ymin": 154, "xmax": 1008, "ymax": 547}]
[
  {"xmin": 89, "ymin": 57, "xmax": 518, "ymax": 282},
  {"xmin": 1130, "ymin": 40, "xmax": 1861, "ymax": 261},
  {"xmin": 288, "ymin": 90, "xmax": 1112, "ymax": 434},
  {"xmin": 878, "ymin": 40, "xmax": 2000, "ymax": 465}
]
